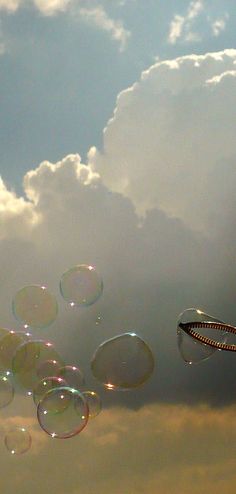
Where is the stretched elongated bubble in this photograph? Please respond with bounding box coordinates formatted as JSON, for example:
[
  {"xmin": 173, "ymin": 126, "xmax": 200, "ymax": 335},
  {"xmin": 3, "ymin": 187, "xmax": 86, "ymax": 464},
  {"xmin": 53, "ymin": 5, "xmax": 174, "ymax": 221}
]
[
  {"xmin": 177, "ymin": 308, "xmax": 228, "ymax": 364},
  {"xmin": 91, "ymin": 332, "xmax": 154, "ymax": 390}
]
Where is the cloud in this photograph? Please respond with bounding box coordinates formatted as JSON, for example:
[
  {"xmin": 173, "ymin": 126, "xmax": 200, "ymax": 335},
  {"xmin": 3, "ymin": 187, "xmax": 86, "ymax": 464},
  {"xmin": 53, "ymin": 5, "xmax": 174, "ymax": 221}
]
[
  {"xmin": 88, "ymin": 49, "xmax": 236, "ymax": 235},
  {"xmin": 0, "ymin": 51, "xmax": 236, "ymax": 418},
  {"xmin": 1, "ymin": 403, "xmax": 236, "ymax": 493},
  {"xmin": 0, "ymin": 0, "xmax": 20, "ymax": 12},
  {"xmin": 33, "ymin": 0, "xmax": 71, "ymax": 16},
  {"xmin": 211, "ymin": 15, "xmax": 228, "ymax": 37},
  {"xmin": 78, "ymin": 5, "xmax": 130, "ymax": 52},
  {"xmin": 168, "ymin": 0, "xmax": 204, "ymax": 44}
]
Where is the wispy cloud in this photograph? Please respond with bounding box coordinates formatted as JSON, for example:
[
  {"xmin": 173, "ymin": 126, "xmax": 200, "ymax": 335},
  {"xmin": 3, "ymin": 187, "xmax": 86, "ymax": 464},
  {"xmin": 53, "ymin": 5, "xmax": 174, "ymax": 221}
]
[
  {"xmin": 168, "ymin": 0, "xmax": 204, "ymax": 44},
  {"xmin": 211, "ymin": 14, "xmax": 228, "ymax": 37},
  {"xmin": 79, "ymin": 6, "xmax": 130, "ymax": 52}
]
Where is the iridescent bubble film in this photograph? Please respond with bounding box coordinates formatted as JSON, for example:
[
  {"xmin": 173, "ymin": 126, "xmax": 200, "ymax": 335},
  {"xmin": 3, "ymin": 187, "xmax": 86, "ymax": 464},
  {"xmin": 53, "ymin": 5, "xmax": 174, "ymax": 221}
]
[
  {"xmin": 12, "ymin": 340, "xmax": 64, "ymax": 391},
  {"xmin": 4, "ymin": 427, "xmax": 31, "ymax": 455},
  {"xmin": 12, "ymin": 284, "xmax": 58, "ymax": 329},
  {"xmin": 0, "ymin": 331, "xmax": 31, "ymax": 372},
  {"xmin": 60, "ymin": 264, "xmax": 103, "ymax": 306},
  {"xmin": 177, "ymin": 308, "xmax": 228, "ymax": 364},
  {"xmin": 83, "ymin": 390, "xmax": 102, "ymax": 418},
  {"xmin": 58, "ymin": 365, "xmax": 84, "ymax": 390},
  {"xmin": 37, "ymin": 386, "xmax": 89, "ymax": 438},
  {"xmin": 0, "ymin": 372, "xmax": 14, "ymax": 408},
  {"xmin": 91, "ymin": 332, "xmax": 155, "ymax": 390},
  {"xmin": 33, "ymin": 376, "xmax": 66, "ymax": 406}
]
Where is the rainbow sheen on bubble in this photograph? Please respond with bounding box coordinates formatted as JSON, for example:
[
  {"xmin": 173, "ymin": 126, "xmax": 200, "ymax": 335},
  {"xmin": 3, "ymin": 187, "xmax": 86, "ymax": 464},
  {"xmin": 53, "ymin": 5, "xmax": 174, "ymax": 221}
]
[
  {"xmin": 60, "ymin": 264, "xmax": 103, "ymax": 307},
  {"xmin": 58, "ymin": 365, "xmax": 84, "ymax": 390},
  {"xmin": 0, "ymin": 331, "xmax": 31, "ymax": 372},
  {"xmin": 12, "ymin": 285, "xmax": 58, "ymax": 329},
  {"xmin": 37, "ymin": 386, "xmax": 89, "ymax": 438},
  {"xmin": 177, "ymin": 308, "xmax": 228, "ymax": 364},
  {"xmin": 0, "ymin": 372, "xmax": 14, "ymax": 408},
  {"xmin": 91, "ymin": 332, "xmax": 155, "ymax": 390},
  {"xmin": 33, "ymin": 376, "xmax": 66, "ymax": 406},
  {"xmin": 12, "ymin": 340, "xmax": 64, "ymax": 391},
  {"xmin": 4, "ymin": 427, "xmax": 31, "ymax": 455},
  {"xmin": 83, "ymin": 390, "xmax": 102, "ymax": 418}
]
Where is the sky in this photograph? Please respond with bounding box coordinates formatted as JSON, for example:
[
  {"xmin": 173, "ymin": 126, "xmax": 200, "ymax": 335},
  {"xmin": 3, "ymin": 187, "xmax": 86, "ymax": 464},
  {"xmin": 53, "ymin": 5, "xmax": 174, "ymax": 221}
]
[{"xmin": 0, "ymin": 1, "xmax": 236, "ymax": 493}]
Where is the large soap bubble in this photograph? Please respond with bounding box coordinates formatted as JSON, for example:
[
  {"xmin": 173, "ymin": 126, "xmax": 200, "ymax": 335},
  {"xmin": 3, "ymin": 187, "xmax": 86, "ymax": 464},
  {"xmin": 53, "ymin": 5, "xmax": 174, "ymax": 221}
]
[
  {"xmin": 60, "ymin": 264, "xmax": 103, "ymax": 306},
  {"xmin": 0, "ymin": 330, "xmax": 31, "ymax": 372},
  {"xmin": 177, "ymin": 308, "xmax": 228, "ymax": 364},
  {"xmin": 37, "ymin": 386, "xmax": 89, "ymax": 438},
  {"xmin": 0, "ymin": 372, "xmax": 14, "ymax": 408},
  {"xmin": 12, "ymin": 340, "xmax": 64, "ymax": 391},
  {"xmin": 12, "ymin": 284, "xmax": 58, "ymax": 329},
  {"xmin": 91, "ymin": 332, "xmax": 154, "ymax": 390},
  {"xmin": 4, "ymin": 427, "xmax": 31, "ymax": 455},
  {"xmin": 33, "ymin": 376, "xmax": 66, "ymax": 406}
]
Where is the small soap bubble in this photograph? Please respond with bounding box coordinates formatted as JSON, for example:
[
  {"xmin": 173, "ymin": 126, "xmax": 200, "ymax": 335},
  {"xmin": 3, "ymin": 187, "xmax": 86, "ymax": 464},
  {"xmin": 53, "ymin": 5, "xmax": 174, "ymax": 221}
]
[
  {"xmin": 60, "ymin": 264, "xmax": 103, "ymax": 307},
  {"xmin": 0, "ymin": 331, "xmax": 31, "ymax": 372},
  {"xmin": 0, "ymin": 372, "xmax": 14, "ymax": 408},
  {"xmin": 12, "ymin": 340, "xmax": 64, "ymax": 391},
  {"xmin": 177, "ymin": 308, "xmax": 228, "ymax": 364},
  {"xmin": 83, "ymin": 390, "xmax": 102, "ymax": 418},
  {"xmin": 58, "ymin": 365, "xmax": 85, "ymax": 390},
  {"xmin": 91, "ymin": 332, "xmax": 154, "ymax": 390},
  {"xmin": 36, "ymin": 359, "xmax": 61, "ymax": 380},
  {"xmin": 12, "ymin": 285, "xmax": 58, "ymax": 329},
  {"xmin": 4, "ymin": 427, "xmax": 31, "ymax": 455},
  {"xmin": 37, "ymin": 386, "xmax": 89, "ymax": 439},
  {"xmin": 33, "ymin": 376, "xmax": 66, "ymax": 406}
]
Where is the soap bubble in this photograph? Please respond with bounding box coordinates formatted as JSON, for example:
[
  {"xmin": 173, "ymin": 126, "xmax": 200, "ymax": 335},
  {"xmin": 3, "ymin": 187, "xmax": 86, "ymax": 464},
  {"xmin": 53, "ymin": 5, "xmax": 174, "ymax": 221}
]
[
  {"xmin": 0, "ymin": 327, "xmax": 10, "ymax": 342},
  {"xmin": 177, "ymin": 308, "xmax": 228, "ymax": 364},
  {"xmin": 37, "ymin": 386, "xmax": 89, "ymax": 438},
  {"xmin": 36, "ymin": 359, "xmax": 61, "ymax": 380},
  {"xmin": 83, "ymin": 391, "xmax": 102, "ymax": 418},
  {"xmin": 60, "ymin": 264, "xmax": 103, "ymax": 307},
  {"xmin": 58, "ymin": 365, "xmax": 84, "ymax": 390},
  {"xmin": 0, "ymin": 372, "xmax": 14, "ymax": 408},
  {"xmin": 12, "ymin": 285, "xmax": 58, "ymax": 329},
  {"xmin": 33, "ymin": 376, "xmax": 66, "ymax": 406},
  {"xmin": 91, "ymin": 332, "xmax": 155, "ymax": 390},
  {"xmin": 4, "ymin": 427, "xmax": 31, "ymax": 455},
  {"xmin": 12, "ymin": 340, "xmax": 64, "ymax": 391},
  {"xmin": 0, "ymin": 330, "xmax": 31, "ymax": 372}
]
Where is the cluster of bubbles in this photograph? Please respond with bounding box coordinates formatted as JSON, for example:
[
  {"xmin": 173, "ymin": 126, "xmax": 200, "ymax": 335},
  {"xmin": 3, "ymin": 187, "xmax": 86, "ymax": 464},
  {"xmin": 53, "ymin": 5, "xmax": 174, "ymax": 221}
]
[{"xmin": 0, "ymin": 264, "xmax": 155, "ymax": 455}]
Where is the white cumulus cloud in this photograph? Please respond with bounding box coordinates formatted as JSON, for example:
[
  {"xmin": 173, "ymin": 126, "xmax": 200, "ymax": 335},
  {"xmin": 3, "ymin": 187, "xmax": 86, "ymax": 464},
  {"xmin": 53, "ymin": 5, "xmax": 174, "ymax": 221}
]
[{"xmin": 89, "ymin": 49, "xmax": 236, "ymax": 235}]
